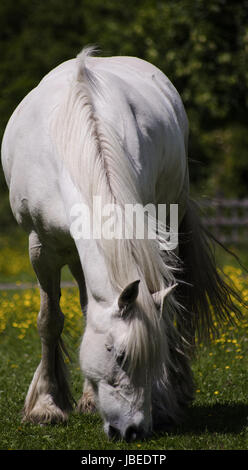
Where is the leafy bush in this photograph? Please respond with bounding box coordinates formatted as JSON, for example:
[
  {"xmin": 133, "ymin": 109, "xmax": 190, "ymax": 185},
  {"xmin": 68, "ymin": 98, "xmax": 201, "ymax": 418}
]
[{"xmin": 1, "ymin": 1, "xmax": 247, "ymax": 228}]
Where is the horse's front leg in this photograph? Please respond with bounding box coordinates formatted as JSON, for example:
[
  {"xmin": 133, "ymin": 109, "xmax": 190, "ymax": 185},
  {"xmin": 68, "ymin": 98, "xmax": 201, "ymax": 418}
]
[
  {"xmin": 77, "ymin": 378, "xmax": 96, "ymax": 413},
  {"xmin": 68, "ymin": 261, "xmax": 95, "ymax": 414},
  {"xmin": 22, "ymin": 232, "xmax": 73, "ymax": 424}
]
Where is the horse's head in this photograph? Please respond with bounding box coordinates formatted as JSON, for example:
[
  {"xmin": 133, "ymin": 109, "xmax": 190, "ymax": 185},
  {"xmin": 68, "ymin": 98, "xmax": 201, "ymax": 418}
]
[{"xmin": 80, "ymin": 279, "xmax": 176, "ymax": 441}]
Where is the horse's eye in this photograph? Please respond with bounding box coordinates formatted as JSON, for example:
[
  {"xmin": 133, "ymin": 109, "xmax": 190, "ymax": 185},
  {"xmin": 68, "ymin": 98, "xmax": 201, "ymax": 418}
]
[
  {"xmin": 105, "ymin": 344, "xmax": 113, "ymax": 352},
  {"xmin": 116, "ymin": 350, "xmax": 126, "ymax": 364}
]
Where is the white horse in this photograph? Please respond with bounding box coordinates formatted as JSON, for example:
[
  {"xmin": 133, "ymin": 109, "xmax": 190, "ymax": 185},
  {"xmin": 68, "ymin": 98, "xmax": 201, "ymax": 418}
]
[{"xmin": 1, "ymin": 47, "xmax": 242, "ymax": 441}]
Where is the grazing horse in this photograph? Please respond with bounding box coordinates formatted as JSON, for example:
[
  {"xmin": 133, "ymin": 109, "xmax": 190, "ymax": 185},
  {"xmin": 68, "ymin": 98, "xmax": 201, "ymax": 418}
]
[{"xmin": 1, "ymin": 47, "xmax": 242, "ymax": 441}]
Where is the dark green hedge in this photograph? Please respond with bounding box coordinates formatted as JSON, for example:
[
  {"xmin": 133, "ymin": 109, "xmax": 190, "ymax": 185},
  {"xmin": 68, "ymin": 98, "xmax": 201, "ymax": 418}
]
[{"xmin": 1, "ymin": 0, "xmax": 247, "ymax": 227}]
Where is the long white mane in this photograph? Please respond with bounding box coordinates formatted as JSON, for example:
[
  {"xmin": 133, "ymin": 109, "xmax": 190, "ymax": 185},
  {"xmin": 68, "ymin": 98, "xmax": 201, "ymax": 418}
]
[{"xmin": 53, "ymin": 47, "xmax": 182, "ymax": 377}]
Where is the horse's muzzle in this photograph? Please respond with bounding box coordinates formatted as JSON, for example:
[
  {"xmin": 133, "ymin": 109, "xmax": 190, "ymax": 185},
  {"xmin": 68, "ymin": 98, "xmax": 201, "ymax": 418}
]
[{"xmin": 107, "ymin": 423, "xmax": 147, "ymax": 442}]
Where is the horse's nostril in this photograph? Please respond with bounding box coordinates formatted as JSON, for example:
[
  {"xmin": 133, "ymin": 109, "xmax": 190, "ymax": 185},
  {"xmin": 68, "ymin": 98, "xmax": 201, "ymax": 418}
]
[
  {"xmin": 108, "ymin": 424, "xmax": 121, "ymax": 440},
  {"xmin": 124, "ymin": 425, "xmax": 142, "ymax": 442}
]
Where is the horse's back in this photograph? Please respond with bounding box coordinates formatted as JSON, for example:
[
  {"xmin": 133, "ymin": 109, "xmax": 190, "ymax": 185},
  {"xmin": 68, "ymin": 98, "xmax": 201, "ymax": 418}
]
[
  {"xmin": 83, "ymin": 54, "xmax": 189, "ymax": 205},
  {"xmin": 1, "ymin": 52, "xmax": 189, "ymax": 238},
  {"xmin": 92, "ymin": 55, "xmax": 188, "ymax": 138}
]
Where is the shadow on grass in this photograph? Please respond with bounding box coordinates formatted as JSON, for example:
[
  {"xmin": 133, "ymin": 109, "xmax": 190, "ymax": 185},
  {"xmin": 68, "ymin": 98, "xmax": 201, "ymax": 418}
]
[{"xmin": 155, "ymin": 402, "xmax": 248, "ymax": 437}]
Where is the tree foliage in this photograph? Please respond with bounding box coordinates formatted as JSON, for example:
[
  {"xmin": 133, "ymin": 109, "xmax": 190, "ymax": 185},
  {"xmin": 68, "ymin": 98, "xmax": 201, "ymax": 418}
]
[{"xmin": 0, "ymin": 0, "xmax": 247, "ymax": 221}]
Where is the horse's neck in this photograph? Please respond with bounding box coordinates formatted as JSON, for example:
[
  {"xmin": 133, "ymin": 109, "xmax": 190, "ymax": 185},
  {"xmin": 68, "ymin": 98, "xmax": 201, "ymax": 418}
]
[
  {"xmin": 75, "ymin": 237, "xmax": 116, "ymax": 306},
  {"xmin": 59, "ymin": 169, "xmax": 116, "ymax": 305}
]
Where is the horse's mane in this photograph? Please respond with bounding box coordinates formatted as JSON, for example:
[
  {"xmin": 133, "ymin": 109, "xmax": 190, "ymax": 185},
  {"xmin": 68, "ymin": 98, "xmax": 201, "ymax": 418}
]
[{"xmin": 53, "ymin": 47, "xmax": 182, "ymax": 377}]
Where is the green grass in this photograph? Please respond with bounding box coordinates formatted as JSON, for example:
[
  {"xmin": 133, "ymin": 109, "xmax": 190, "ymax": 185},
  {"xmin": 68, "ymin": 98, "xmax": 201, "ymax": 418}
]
[
  {"xmin": 0, "ymin": 231, "xmax": 248, "ymax": 450},
  {"xmin": 0, "ymin": 286, "xmax": 248, "ymax": 450}
]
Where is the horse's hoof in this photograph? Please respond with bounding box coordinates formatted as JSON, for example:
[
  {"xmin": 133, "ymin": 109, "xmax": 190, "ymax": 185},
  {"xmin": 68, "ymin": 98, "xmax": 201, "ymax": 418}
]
[
  {"xmin": 77, "ymin": 393, "xmax": 96, "ymax": 414},
  {"xmin": 22, "ymin": 394, "xmax": 69, "ymax": 424}
]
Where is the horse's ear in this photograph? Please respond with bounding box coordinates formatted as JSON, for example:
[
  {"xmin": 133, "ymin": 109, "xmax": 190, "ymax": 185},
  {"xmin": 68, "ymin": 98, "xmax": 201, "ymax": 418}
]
[
  {"xmin": 152, "ymin": 283, "xmax": 177, "ymax": 308},
  {"xmin": 118, "ymin": 280, "xmax": 140, "ymax": 312}
]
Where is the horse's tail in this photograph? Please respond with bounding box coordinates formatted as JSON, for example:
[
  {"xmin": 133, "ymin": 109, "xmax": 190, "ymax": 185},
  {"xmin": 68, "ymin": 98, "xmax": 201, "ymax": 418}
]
[{"xmin": 177, "ymin": 198, "xmax": 245, "ymax": 344}]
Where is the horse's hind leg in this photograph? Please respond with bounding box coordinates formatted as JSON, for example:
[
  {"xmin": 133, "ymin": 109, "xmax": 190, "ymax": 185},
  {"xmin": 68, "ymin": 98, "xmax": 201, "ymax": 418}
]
[
  {"xmin": 152, "ymin": 348, "xmax": 195, "ymax": 429},
  {"xmin": 23, "ymin": 232, "xmax": 73, "ymax": 424}
]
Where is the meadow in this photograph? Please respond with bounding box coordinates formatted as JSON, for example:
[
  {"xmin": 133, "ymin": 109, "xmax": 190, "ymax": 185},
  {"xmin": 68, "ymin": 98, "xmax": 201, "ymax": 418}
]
[{"xmin": 0, "ymin": 229, "xmax": 248, "ymax": 450}]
